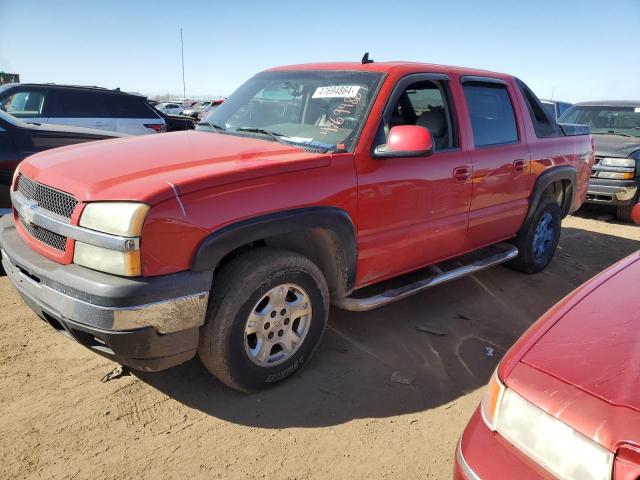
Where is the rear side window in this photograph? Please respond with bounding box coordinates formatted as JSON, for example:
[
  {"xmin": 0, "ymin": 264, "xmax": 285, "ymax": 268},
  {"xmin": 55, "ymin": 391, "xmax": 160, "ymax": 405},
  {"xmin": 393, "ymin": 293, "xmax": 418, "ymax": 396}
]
[
  {"xmin": 110, "ymin": 95, "xmax": 159, "ymax": 118},
  {"xmin": 463, "ymin": 83, "xmax": 518, "ymax": 147},
  {"xmin": 517, "ymin": 80, "xmax": 563, "ymax": 138},
  {"xmin": 49, "ymin": 90, "xmax": 111, "ymax": 118},
  {"xmin": 1, "ymin": 90, "xmax": 47, "ymax": 117}
]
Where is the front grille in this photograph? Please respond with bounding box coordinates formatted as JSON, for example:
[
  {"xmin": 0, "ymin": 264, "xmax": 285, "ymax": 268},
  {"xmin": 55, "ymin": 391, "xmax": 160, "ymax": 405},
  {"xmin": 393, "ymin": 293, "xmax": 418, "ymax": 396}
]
[
  {"xmin": 17, "ymin": 175, "xmax": 78, "ymax": 219},
  {"xmin": 19, "ymin": 215, "xmax": 67, "ymax": 252}
]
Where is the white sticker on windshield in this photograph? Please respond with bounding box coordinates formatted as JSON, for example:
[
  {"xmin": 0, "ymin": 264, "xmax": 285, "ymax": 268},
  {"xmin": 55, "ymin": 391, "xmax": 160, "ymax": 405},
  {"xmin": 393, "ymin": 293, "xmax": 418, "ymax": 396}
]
[
  {"xmin": 635, "ymin": 107, "xmax": 640, "ymax": 113},
  {"xmin": 312, "ymin": 85, "xmax": 360, "ymax": 99}
]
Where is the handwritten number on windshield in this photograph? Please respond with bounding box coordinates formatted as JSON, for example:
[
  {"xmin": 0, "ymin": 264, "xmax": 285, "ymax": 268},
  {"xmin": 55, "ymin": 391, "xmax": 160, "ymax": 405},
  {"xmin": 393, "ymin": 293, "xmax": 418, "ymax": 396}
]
[{"xmin": 320, "ymin": 92, "xmax": 361, "ymax": 135}]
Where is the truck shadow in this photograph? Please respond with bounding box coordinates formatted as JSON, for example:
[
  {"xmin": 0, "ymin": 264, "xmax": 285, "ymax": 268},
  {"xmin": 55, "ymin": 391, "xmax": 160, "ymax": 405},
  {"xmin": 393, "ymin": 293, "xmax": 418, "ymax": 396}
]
[{"xmin": 135, "ymin": 224, "xmax": 639, "ymax": 428}]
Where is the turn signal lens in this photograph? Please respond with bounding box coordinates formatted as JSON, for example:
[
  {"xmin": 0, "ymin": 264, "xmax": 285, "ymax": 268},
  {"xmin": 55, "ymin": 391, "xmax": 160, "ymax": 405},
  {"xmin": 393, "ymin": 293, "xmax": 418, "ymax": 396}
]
[
  {"xmin": 480, "ymin": 370, "xmax": 506, "ymax": 431},
  {"xmin": 74, "ymin": 242, "xmax": 141, "ymax": 276}
]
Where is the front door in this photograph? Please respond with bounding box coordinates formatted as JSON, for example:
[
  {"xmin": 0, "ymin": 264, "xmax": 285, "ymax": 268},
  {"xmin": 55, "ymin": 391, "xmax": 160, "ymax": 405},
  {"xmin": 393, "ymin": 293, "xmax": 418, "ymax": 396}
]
[{"xmin": 355, "ymin": 73, "xmax": 472, "ymax": 287}]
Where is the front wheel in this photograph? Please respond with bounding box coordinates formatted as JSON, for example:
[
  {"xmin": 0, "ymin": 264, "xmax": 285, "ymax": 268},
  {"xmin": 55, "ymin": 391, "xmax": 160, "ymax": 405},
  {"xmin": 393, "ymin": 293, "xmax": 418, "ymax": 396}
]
[
  {"xmin": 507, "ymin": 198, "xmax": 562, "ymax": 274},
  {"xmin": 198, "ymin": 248, "xmax": 329, "ymax": 392}
]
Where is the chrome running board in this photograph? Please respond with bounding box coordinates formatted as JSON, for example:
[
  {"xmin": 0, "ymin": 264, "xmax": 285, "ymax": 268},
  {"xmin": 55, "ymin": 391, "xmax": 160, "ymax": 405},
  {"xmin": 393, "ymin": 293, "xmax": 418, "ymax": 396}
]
[{"xmin": 333, "ymin": 243, "xmax": 518, "ymax": 312}]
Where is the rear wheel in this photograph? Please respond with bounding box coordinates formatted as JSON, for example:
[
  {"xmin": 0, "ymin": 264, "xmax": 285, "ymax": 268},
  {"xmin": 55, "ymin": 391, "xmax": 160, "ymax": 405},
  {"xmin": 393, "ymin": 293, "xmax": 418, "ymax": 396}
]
[
  {"xmin": 198, "ymin": 248, "xmax": 329, "ymax": 392},
  {"xmin": 616, "ymin": 205, "xmax": 634, "ymax": 222},
  {"xmin": 507, "ymin": 198, "xmax": 562, "ymax": 274}
]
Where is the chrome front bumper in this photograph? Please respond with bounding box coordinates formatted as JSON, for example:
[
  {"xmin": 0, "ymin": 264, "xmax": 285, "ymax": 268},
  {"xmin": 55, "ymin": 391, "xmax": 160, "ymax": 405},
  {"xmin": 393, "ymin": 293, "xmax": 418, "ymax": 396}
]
[
  {"xmin": 2, "ymin": 249, "xmax": 209, "ymax": 334},
  {"xmin": 586, "ymin": 181, "xmax": 638, "ymax": 205}
]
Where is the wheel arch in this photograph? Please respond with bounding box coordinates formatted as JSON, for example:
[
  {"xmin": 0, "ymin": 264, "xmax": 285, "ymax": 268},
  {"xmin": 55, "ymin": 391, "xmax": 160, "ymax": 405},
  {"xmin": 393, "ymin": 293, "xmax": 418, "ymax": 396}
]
[
  {"xmin": 523, "ymin": 166, "xmax": 576, "ymax": 229},
  {"xmin": 191, "ymin": 207, "xmax": 358, "ymax": 297}
]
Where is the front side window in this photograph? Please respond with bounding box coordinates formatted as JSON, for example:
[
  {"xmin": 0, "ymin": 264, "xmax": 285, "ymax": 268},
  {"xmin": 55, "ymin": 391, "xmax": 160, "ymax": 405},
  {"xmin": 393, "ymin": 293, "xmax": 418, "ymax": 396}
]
[
  {"xmin": 200, "ymin": 70, "xmax": 383, "ymax": 152},
  {"xmin": 558, "ymin": 105, "xmax": 640, "ymax": 138},
  {"xmin": 1, "ymin": 90, "xmax": 46, "ymax": 117},
  {"xmin": 376, "ymin": 79, "xmax": 457, "ymax": 151},
  {"xmin": 463, "ymin": 83, "xmax": 518, "ymax": 147}
]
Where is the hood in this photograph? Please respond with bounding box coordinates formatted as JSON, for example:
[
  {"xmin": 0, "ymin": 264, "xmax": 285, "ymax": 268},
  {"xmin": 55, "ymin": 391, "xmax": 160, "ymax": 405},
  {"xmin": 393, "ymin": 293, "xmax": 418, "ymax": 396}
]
[
  {"xmin": 593, "ymin": 134, "xmax": 640, "ymax": 158},
  {"xmin": 522, "ymin": 257, "xmax": 640, "ymax": 413},
  {"xmin": 27, "ymin": 121, "xmax": 126, "ymax": 138},
  {"xmin": 18, "ymin": 130, "xmax": 329, "ymax": 204}
]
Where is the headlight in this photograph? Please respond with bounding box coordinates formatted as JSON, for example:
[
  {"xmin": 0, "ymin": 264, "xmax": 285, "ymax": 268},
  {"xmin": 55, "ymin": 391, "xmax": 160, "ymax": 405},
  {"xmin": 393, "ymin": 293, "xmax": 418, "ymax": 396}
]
[
  {"xmin": 74, "ymin": 202, "xmax": 149, "ymax": 276},
  {"xmin": 482, "ymin": 375, "xmax": 614, "ymax": 480},
  {"xmin": 600, "ymin": 157, "xmax": 635, "ymax": 168},
  {"xmin": 80, "ymin": 202, "xmax": 149, "ymax": 236}
]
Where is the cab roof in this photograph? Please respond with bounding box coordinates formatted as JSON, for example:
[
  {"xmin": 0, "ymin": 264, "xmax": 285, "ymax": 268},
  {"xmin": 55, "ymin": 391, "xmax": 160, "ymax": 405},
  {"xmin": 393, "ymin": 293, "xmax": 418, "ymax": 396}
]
[{"xmin": 266, "ymin": 61, "xmax": 513, "ymax": 80}]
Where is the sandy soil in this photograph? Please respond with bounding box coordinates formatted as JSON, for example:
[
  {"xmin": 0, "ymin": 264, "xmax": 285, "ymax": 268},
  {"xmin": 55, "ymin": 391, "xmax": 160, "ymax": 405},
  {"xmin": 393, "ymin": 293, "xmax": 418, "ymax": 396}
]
[{"xmin": 0, "ymin": 211, "xmax": 638, "ymax": 480}]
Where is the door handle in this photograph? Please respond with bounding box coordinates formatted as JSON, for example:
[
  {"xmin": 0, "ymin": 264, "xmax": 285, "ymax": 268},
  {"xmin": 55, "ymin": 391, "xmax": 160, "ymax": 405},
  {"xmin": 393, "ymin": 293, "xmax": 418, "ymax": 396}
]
[
  {"xmin": 513, "ymin": 159, "xmax": 527, "ymax": 172},
  {"xmin": 453, "ymin": 166, "xmax": 472, "ymax": 183}
]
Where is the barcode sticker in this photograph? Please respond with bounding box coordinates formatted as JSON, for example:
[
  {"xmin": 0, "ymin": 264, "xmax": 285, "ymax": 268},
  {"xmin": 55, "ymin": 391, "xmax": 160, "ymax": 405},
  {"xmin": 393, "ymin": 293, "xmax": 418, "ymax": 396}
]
[{"xmin": 312, "ymin": 86, "xmax": 360, "ymax": 99}]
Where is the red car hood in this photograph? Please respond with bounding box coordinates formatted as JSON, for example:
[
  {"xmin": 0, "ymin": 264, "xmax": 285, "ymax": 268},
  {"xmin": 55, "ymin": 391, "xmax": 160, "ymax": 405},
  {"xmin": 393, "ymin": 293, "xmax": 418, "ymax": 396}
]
[
  {"xmin": 18, "ymin": 131, "xmax": 329, "ymax": 204},
  {"xmin": 522, "ymin": 256, "xmax": 640, "ymax": 414}
]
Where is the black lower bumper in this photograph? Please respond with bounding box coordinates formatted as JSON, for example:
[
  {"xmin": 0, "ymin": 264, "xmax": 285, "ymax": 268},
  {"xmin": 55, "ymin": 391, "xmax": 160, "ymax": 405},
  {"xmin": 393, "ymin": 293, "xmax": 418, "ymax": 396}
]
[
  {"xmin": 0, "ymin": 216, "xmax": 213, "ymax": 371},
  {"xmin": 21, "ymin": 289, "xmax": 199, "ymax": 371},
  {"xmin": 585, "ymin": 179, "xmax": 638, "ymax": 206}
]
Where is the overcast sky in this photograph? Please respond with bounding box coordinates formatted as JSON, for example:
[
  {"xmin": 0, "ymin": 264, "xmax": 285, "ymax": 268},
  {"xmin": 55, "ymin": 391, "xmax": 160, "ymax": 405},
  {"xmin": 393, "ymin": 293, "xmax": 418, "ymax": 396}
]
[{"xmin": 1, "ymin": 0, "xmax": 639, "ymax": 102}]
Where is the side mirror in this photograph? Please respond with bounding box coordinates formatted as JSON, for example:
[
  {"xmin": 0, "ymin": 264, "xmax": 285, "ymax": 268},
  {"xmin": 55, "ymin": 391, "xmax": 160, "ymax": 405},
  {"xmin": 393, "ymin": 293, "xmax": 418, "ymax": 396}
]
[{"xmin": 374, "ymin": 125, "xmax": 434, "ymax": 158}]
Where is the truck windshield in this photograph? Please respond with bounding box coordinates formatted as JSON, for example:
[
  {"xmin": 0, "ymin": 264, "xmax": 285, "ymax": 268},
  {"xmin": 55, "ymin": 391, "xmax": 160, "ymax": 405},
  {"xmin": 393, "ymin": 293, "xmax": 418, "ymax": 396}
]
[
  {"xmin": 558, "ymin": 105, "xmax": 640, "ymax": 137},
  {"xmin": 198, "ymin": 70, "xmax": 384, "ymax": 151}
]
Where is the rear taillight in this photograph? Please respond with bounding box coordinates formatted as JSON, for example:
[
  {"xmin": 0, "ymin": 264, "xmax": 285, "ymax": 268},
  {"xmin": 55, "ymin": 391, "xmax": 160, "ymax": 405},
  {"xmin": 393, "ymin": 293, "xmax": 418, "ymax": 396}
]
[
  {"xmin": 144, "ymin": 123, "xmax": 166, "ymax": 133},
  {"xmin": 614, "ymin": 446, "xmax": 640, "ymax": 480}
]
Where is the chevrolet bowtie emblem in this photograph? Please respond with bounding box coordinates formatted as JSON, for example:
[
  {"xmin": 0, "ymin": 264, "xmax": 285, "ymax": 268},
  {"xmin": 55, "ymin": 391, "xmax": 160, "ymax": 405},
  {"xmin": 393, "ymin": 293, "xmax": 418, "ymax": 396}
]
[{"xmin": 22, "ymin": 199, "xmax": 39, "ymax": 225}]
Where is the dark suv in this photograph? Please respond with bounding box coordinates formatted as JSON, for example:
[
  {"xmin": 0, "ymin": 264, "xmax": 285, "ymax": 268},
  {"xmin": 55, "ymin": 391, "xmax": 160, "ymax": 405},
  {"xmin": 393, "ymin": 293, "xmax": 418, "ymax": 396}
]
[
  {"xmin": 0, "ymin": 84, "xmax": 165, "ymax": 135},
  {"xmin": 559, "ymin": 101, "xmax": 640, "ymax": 221}
]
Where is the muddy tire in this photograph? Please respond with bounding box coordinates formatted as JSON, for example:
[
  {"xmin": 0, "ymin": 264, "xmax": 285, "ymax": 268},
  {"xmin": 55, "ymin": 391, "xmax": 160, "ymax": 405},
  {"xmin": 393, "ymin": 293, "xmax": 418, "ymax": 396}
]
[
  {"xmin": 507, "ymin": 198, "xmax": 562, "ymax": 274},
  {"xmin": 198, "ymin": 248, "xmax": 329, "ymax": 392},
  {"xmin": 616, "ymin": 205, "xmax": 634, "ymax": 222}
]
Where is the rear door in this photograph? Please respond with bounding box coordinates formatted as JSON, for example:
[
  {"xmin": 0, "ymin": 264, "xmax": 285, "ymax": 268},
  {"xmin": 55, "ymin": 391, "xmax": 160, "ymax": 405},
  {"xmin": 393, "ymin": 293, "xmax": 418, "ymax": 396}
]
[
  {"xmin": 460, "ymin": 77, "xmax": 531, "ymax": 251},
  {"xmin": 46, "ymin": 89, "xmax": 116, "ymax": 132},
  {"xmin": 110, "ymin": 94, "xmax": 165, "ymax": 135}
]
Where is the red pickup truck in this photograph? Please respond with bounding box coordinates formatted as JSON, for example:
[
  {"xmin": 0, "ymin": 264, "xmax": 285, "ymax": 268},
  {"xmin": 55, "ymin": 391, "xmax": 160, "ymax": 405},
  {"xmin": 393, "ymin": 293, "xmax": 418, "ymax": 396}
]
[{"xmin": 0, "ymin": 61, "xmax": 594, "ymax": 391}]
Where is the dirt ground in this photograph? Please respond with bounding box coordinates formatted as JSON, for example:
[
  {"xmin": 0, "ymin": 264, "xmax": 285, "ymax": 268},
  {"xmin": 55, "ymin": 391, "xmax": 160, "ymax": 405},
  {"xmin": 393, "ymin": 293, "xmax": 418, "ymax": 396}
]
[{"xmin": 1, "ymin": 210, "xmax": 638, "ymax": 480}]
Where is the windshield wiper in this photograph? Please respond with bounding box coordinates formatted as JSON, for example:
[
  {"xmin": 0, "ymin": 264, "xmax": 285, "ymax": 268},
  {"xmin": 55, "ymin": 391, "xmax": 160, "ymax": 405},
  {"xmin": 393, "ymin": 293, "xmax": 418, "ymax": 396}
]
[
  {"xmin": 234, "ymin": 127, "xmax": 291, "ymax": 145},
  {"xmin": 197, "ymin": 122, "xmax": 226, "ymax": 133}
]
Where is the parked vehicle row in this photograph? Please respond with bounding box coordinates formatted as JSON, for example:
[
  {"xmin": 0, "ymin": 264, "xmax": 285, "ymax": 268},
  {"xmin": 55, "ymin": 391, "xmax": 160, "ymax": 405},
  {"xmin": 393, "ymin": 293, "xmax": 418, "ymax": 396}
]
[{"xmin": 0, "ymin": 83, "xmax": 165, "ymax": 135}]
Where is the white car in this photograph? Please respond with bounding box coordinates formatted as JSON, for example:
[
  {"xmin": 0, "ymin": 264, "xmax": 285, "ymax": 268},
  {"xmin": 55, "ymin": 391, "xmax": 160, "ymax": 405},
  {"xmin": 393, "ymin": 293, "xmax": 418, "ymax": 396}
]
[
  {"xmin": 155, "ymin": 102, "xmax": 184, "ymax": 115},
  {"xmin": 0, "ymin": 83, "xmax": 166, "ymax": 135}
]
